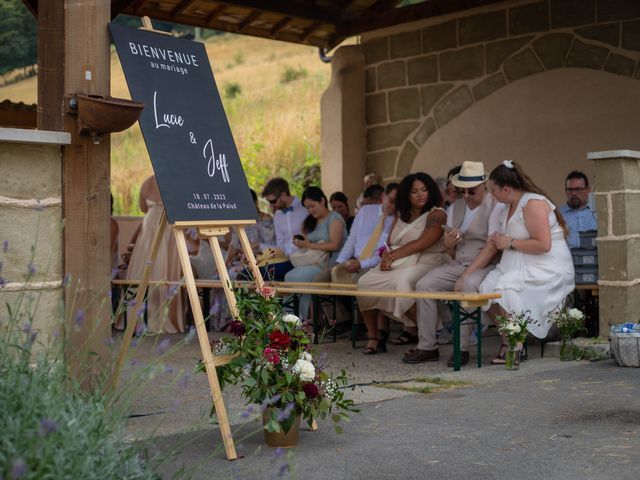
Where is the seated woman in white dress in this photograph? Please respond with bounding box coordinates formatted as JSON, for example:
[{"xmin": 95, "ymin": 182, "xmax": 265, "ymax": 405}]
[
  {"xmin": 357, "ymin": 172, "xmax": 449, "ymax": 354},
  {"xmin": 474, "ymin": 160, "xmax": 574, "ymax": 363}
]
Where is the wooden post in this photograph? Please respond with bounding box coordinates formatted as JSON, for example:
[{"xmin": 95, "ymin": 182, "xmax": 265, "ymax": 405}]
[
  {"xmin": 61, "ymin": 0, "xmax": 112, "ymax": 386},
  {"xmin": 37, "ymin": 0, "xmax": 64, "ymax": 131}
]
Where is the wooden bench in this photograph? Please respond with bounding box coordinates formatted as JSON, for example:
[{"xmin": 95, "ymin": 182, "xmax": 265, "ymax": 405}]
[{"xmin": 112, "ymin": 278, "xmax": 499, "ymax": 371}]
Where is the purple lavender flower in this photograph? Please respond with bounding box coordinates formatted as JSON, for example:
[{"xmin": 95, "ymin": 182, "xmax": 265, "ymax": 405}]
[
  {"xmin": 10, "ymin": 458, "xmax": 27, "ymax": 479},
  {"xmin": 27, "ymin": 263, "xmax": 36, "ymax": 276},
  {"xmin": 276, "ymin": 403, "xmax": 295, "ymax": 422},
  {"xmin": 240, "ymin": 405, "xmax": 254, "ymax": 419},
  {"xmin": 0, "ymin": 277, "xmax": 6, "ymax": 288},
  {"xmin": 167, "ymin": 284, "xmax": 179, "ymax": 299},
  {"xmin": 128, "ymin": 298, "xmax": 137, "ymax": 308},
  {"xmin": 62, "ymin": 273, "xmax": 71, "ymax": 286},
  {"xmin": 111, "ymin": 268, "xmax": 119, "ymax": 279},
  {"xmin": 136, "ymin": 301, "xmax": 147, "ymax": 319},
  {"xmin": 39, "ymin": 418, "xmax": 59, "ymax": 435},
  {"xmin": 75, "ymin": 309, "xmax": 85, "ymax": 328},
  {"xmin": 134, "ymin": 322, "xmax": 145, "ymax": 337},
  {"xmin": 164, "ymin": 366, "xmax": 174, "ymax": 374},
  {"xmin": 155, "ymin": 338, "xmax": 171, "ymax": 355},
  {"xmin": 260, "ymin": 394, "xmax": 282, "ymax": 412},
  {"xmin": 21, "ymin": 322, "xmax": 32, "ymax": 334},
  {"xmin": 179, "ymin": 372, "xmax": 192, "ymax": 388},
  {"xmin": 278, "ymin": 463, "xmax": 290, "ymax": 477},
  {"xmin": 274, "ymin": 447, "xmax": 285, "ymax": 458},
  {"xmin": 29, "ymin": 331, "xmax": 38, "ymax": 344},
  {"xmin": 3, "ymin": 240, "xmax": 8, "ymax": 253}
]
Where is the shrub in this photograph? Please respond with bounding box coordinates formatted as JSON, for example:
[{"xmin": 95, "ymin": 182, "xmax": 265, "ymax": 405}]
[
  {"xmin": 224, "ymin": 81, "xmax": 242, "ymax": 99},
  {"xmin": 280, "ymin": 65, "xmax": 308, "ymax": 84},
  {"xmin": 233, "ymin": 51, "xmax": 245, "ymax": 66}
]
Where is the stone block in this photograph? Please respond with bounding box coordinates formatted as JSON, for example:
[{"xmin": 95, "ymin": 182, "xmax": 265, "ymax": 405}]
[
  {"xmin": 433, "ymin": 86, "xmax": 474, "ymax": 128},
  {"xmin": 0, "ymin": 206, "xmax": 62, "ymax": 283},
  {"xmin": 566, "ymin": 38, "xmax": 609, "ymax": 69},
  {"xmin": 422, "ymin": 20, "xmax": 457, "ymax": 53},
  {"xmin": 473, "ymin": 73, "xmax": 506, "ymax": 101},
  {"xmin": 440, "ymin": 46, "xmax": 484, "ymax": 81},
  {"xmin": 576, "ymin": 23, "xmax": 620, "ymax": 47},
  {"xmin": 0, "ymin": 288, "xmax": 64, "ymax": 342},
  {"xmin": 388, "ymin": 88, "xmax": 421, "ymax": 122},
  {"xmin": 503, "ymin": 48, "xmax": 544, "ymax": 82},
  {"xmin": 594, "ymin": 194, "xmax": 608, "ymax": 236},
  {"xmin": 605, "ymin": 53, "xmax": 636, "ymax": 77},
  {"xmin": 367, "ymin": 122, "xmax": 419, "ymax": 151},
  {"xmin": 377, "ymin": 61, "xmax": 406, "ymax": 89},
  {"xmin": 622, "ymin": 19, "xmax": 640, "ymax": 51},
  {"xmin": 407, "ymin": 55, "xmax": 438, "ymax": 84},
  {"xmin": 420, "ymin": 83, "xmax": 453, "ymax": 116},
  {"xmin": 611, "ymin": 192, "xmax": 640, "ymax": 236},
  {"xmin": 363, "ymin": 37, "xmax": 389, "ymax": 64},
  {"xmin": 366, "ymin": 93, "xmax": 387, "ymax": 125},
  {"xmin": 533, "ymin": 33, "xmax": 574, "ymax": 69},
  {"xmin": 597, "ymin": 0, "xmax": 640, "ymax": 22},
  {"xmin": 413, "ymin": 117, "xmax": 437, "ymax": 147},
  {"xmin": 485, "ymin": 36, "xmax": 533, "ymax": 73},
  {"xmin": 597, "ymin": 239, "xmax": 640, "ymax": 281},
  {"xmin": 550, "ymin": 0, "xmax": 596, "ymax": 28},
  {"xmin": 459, "ymin": 11, "xmax": 507, "ymax": 45},
  {"xmin": 594, "ymin": 155, "xmax": 640, "ymax": 191},
  {"xmin": 396, "ymin": 142, "xmax": 418, "ymax": 177},
  {"xmin": 0, "ymin": 144, "xmax": 61, "ymax": 199},
  {"xmin": 366, "ymin": 67, "xmax": 376, "ymax": 93},
  {"xmin": 599, "ymin": 284, "xmax": 640, "ymax": 337},
  {"xmin": 390, "ymin": 30, "xmax": 421, "ymax": 58},
  {"xmin": 366, "ymin": 149, "xmax": 397, "ymax": 178},
  {"xmin": 509, "ymin": 1, "xmax": 549, "ymax": 35}
]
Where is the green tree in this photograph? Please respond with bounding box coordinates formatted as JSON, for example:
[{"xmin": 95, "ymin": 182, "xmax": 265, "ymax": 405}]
[{"xmin": 0, "ymin": 0, "xmax": 36, "ymax": 79}]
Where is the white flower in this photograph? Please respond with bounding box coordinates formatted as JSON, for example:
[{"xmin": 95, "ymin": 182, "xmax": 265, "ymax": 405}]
[
  {"xmin": 502, "ymin": 159, "xmax": 514, "ymax": 169},
  {"xmin": 292, "ymin": 359, "xmax": 315, "ymax": 381},
  {"xmin": 569, "ymin": 308, "xmax": 584, "ymax": 320},
  {"xmin": 283, "ymin": 313, "xmax": 301, "ymax": 325},
  {"xmin": 300, "ymin": 351, "xmax": 312, "ymax": 362}
]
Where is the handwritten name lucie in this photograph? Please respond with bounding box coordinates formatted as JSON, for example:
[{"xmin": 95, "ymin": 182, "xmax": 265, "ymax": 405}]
[{"xmin": 154, "ymin": 91, "xmax": 184, "ymax": 129}]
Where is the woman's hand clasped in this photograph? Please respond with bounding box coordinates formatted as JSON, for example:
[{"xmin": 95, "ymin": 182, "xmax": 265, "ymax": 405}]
[
  {"xmin": 490, "ymin": 233, "xmax": 512, "ymax": 251},
  {"xmin": 380, "ymin": 250, "xmax": 395, "ymax": 271}
]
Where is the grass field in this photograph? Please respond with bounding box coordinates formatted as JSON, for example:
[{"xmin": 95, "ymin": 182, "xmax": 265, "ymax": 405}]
[{"xmin": 0, "ymin": 33, "xmax": 337, "ymax": 215}]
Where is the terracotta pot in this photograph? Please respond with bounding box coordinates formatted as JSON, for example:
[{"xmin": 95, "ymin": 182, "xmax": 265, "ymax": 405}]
[
  {"xmin": 262, "ymin": 410, "xmax": 301, "ymax": 448},
  {"xmin": 75, "ymin": 94, "xmax": 144, "ymax": 135}
]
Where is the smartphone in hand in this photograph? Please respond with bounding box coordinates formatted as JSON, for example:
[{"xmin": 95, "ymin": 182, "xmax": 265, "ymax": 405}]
[{"xmin": 293, "ymin": 234, "xmax": 305, "ymax": 241}]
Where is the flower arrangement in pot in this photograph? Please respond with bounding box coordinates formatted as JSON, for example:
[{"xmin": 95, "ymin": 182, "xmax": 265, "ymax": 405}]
[
  {"xmin": 200, "ymin": 285, "xmax": 358, "ymax": 447},
  {"xmin": 495, "ymin": 311, "xmax": 535, "ymax": 370},
  {"xmin": 549, "ymin": 307, "xmax": 585, "ymax": 361}
]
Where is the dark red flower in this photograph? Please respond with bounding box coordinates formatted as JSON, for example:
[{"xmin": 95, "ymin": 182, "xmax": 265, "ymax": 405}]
[
  {"xmin": 268, "ymin": 330, "xmax": 291, "ymax": 349},
  {"xmin": 302, "ymin": 382, "xmax": 320, "ymax": 399},
  {"xmin": 229, "ymin": 321, "xmax": 246, "ymax": 337},
  {"xmin": 263, "ymin": 347, "xmax": 280, "ymax": 365}
]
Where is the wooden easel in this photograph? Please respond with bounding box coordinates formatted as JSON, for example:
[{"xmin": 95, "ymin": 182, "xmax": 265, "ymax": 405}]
[
  {"xmin": 111, "ymin": 209, "xmax": 264, "ymax": 460},
  {"xmin": 110, "ymin": 17, "xmax": 264, "ymax": 460}
]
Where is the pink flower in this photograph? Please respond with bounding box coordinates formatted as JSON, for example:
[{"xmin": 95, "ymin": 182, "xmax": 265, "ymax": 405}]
[
  {"xmin": 263, "ymin": 347, "xmax": 280, "ymax": 365},
  {"xmin": 257, "ymin": 286, "xmax": 276, "ymax": 299}
]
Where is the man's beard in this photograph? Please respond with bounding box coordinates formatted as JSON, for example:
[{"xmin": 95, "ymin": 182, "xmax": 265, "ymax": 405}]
[{"xmin": 569, "ymin": 197, "xmax": 582, "ymax": 209}]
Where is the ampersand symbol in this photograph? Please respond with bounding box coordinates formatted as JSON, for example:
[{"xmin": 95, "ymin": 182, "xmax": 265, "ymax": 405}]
[{"xmin": 189, "ymin": 132, "xmax": 197, "ymax": 144}]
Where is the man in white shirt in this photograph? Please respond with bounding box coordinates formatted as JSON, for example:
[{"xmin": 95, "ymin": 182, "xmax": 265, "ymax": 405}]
[
  {"xmin": 261, "ymin": 177, "xmax": 308, "ymax": 281},
  {"xmin": 322, "ymin": 183, "xmax": 398, "ymax": 284},
  {"xmin": 405, "ymin": 161, "xmax": 499, "ymax": 366}
]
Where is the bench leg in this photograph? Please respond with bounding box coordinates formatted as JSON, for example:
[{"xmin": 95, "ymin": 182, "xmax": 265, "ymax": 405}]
[
  {"xmin": 475, "ymin": 307, "xmax": 482, "ymax": 368},
  {"xmin": 452, "ymin": 301, "xmax": 461, "ymax": 371}
]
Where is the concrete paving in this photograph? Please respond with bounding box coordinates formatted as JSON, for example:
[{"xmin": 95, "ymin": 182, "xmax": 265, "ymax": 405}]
[{"xmin": 117, "ymin": 330, "xmax": 640, "ymax": 479}]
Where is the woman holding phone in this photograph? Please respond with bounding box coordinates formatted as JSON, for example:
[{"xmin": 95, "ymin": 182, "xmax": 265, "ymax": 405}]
[
  {"xmin": 357, "ymin": 173, "xmax": 449, "ymax": 354},
  {"xmin": 284, "ymin": 186, "xmax": 347, "ymax": 319}
]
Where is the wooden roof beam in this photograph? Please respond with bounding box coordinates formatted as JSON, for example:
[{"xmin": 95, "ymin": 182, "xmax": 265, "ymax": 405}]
[
  {"xmin": 238, "ymin": 10, "xmax": 261, "ymax": 32},
  {"xmin": 111, "ymin": 0, "xmax": 137, "ymax": 19},
  {"xmin": 299, "ymin": 21, "xmax": 321, "ymax": 43},
  {"xmin": 170, "ymin": 0, "xmax": 196, "ymax": 20},
  {"xmin": 270, "ymin": 16, "xmax": 292, "ymax": 36},
  {"xmin": 212, "ymin": 0, "xmax": 341, "ymax": 25},
  {"xmin": 205, "ymin": 5, "xmax": 227, "ymax": 25}
]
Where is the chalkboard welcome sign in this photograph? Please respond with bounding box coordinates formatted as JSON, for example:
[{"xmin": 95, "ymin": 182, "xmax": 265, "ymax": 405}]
[{"xmin": 109, "ymin": 23, "xmax": 257, "ymax": 223}]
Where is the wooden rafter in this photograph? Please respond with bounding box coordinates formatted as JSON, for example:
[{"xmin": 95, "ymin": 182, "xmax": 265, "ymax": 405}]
[
  {"xmin": 171, "ymin": 0, "xmax": 196, "ymax": 19},
  {"xmin": 205, "ymin": 4, "xmax": 227, "ymax": 25},
  {"xmin": 300, "ymin": 21, "xmax": 322, "ymax": 42},
  {"xmin": 130, "ymin": 0, "xmax": 149, "ymax": 14},
  {"xmin": 202, "ymin": 0, "xmax": 341, "ymax": 25},
  {"xmin": 270, "ymin": 16, "xmax": 292, "ymax": 36},
  {"xmin": 238, "ymin": 10, "xmax": 261, "ymax": 31}
]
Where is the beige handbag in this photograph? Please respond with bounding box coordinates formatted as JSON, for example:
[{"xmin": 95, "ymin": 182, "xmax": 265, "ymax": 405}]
[{"xmin": 290, "ymin": 248, "xmax": 329, "ymax": 267}]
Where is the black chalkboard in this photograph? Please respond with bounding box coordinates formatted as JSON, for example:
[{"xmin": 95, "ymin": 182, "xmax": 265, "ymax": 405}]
[{"xmin": 109, "ymin": 23, "xmax": 257, "ymax": 224}]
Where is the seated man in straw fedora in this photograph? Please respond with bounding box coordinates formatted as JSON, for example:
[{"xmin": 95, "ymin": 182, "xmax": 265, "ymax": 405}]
[{"xmin": 404, "ymin": 161, "xmax": 500, "ymax": 366}]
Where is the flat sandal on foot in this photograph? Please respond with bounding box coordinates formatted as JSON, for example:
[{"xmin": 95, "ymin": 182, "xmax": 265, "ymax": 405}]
[
  {"xmin": 490, "ymin": 344, "xmax": 508, "ymax": 365},
  {"xmin": 363, "ymin": 338, "xmax": 386, "ymax": 355},
  {"xmin": 390, "ymin": 331, "xmax": 419, "ymax": 345}
]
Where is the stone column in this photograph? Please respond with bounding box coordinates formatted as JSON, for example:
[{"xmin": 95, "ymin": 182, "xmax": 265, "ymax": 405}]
[
  {"xmin": 589, "ymin": 150, "xmax": 640, "ymax": 337},
  {"xmin": 320, "ymin": 46, "xmax": 366, "ymax": 205}
]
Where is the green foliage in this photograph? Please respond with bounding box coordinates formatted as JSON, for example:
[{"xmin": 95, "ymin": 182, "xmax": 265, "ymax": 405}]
[
  {"xmin": 223, "ymin": 81, "xmax": 242, "ymax": 99},
  {"xmin": 0, "ymin": 315, "xmax": 156, "ymax": 479},
  {"xmin": 0, "ymin": 0, "xmax": 37, "ymax": 78},
  {"xmin": 496, "ymin": 310, "xmax": 536, "ymax": 346},
  {"xmin": 280, "ymin": 65, "xmax": 308, "ymax": 84},
  {"xmin": 550, "ymin": 307, "xmax": 586, "ymax": 338},
  {"xmin": 233, "ymin": 51, "xmax": 245, "ymax": 66},
  {"xmin": 200, "ymin": 285, "xmax": 359, "ymax": 433}
]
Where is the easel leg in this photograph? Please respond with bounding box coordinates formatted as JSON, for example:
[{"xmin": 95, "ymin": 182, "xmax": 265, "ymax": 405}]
[
  {"xmin": 111, "ymin": 209, "xmax": 167, "ymax": 391},
  {"xmin": 236, "ymin": 226, "xmax": 265, "ymax": 288},
  {"xmin": 175, "ymin": 228, "xmax": 237, "ymax": 460}
]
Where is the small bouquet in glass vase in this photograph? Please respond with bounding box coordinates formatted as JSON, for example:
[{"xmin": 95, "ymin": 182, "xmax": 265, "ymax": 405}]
[
  {"xmin": 495, "ymin": 310, "xmax": 534, "ymax": 370},
  {"xmin": 550, "ymin": 307, "xmax": 585, "ymax": 361},
  {"xmin": 200, "ymin": 284, "xmax": 358, "ymax": 447}
]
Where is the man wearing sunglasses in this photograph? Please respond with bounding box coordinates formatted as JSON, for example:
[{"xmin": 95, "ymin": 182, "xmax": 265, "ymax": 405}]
[
  {"xmin": 558, "ymin": 171, "xmax": 597, "ymax": 249},
  {"xmin": 405, "ymin": 161, "xmax": 499, "ymax": 366},
  {"xmin": 260, "ymin": 177, "xmax": 308, "ymax": 280}
]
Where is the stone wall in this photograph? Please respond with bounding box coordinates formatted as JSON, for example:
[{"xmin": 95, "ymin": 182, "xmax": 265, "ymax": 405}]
[
  {"xmin": 0, "ymin": 128, "xmax": 69, "ymax": 342},
  {"xmin": 362, "ymin": 0, "xmax": 640, "ymax": 183}
]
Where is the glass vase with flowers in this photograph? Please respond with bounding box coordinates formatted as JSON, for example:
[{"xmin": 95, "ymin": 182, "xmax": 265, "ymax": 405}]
[{"xmin": 495, "ymin": 311, "xmax": 534, "ymax": 370}]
